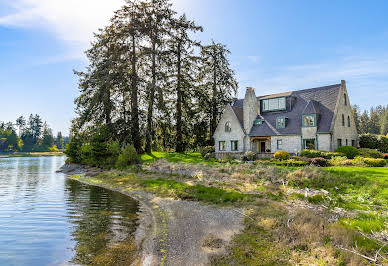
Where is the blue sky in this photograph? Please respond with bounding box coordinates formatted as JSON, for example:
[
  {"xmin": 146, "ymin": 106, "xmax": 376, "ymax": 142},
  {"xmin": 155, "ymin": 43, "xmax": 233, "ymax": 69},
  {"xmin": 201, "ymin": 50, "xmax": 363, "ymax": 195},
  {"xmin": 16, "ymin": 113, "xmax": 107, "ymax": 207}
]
[{"xmin": 1, "ymin": 0, "xmax": 388, "ymax": 135}]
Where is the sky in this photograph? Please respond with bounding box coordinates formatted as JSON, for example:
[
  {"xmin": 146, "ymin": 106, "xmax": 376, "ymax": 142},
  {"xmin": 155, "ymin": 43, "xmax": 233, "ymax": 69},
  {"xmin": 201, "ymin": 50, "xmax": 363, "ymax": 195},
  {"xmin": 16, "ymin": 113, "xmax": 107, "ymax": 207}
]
[{"xmin": 1, "ymin": 0, "xmax": 388, "ymax": 136}]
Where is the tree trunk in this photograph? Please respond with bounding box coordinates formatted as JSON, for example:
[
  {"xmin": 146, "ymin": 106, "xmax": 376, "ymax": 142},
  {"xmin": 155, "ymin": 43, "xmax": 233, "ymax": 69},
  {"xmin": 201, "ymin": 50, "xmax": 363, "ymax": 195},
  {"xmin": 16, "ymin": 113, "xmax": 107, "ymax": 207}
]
[
  {"xmin": 210, "ymin": 49, "xmax": 217, "ymax": 140},
  {"xmin": 145, "ymin": 38, "xmax": 157, "ymax": 153},
  {"xmin": 130, "ymin": 34, "xmax": 142, "ymax": 153},
  {"xmin": 175, "ymin": 40, "xmax": 184, "ymax": 152}
]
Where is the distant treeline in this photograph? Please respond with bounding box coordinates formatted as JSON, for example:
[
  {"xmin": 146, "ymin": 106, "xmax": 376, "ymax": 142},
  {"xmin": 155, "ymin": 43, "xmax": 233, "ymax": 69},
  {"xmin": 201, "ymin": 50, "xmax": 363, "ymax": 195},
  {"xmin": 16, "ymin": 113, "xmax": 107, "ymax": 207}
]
[
  {"xmin": 353, "ymin": 104, "xmax": 388, "ymax": 135},
  {"xmin": 0, "ymin": 114, "xmax": 69, "ymax": 152}
]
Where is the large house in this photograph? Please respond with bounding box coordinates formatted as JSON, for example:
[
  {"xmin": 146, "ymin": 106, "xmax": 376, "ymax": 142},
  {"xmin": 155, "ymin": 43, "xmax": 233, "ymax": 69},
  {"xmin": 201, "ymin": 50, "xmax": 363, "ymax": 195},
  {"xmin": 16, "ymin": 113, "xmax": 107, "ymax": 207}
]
[{"xmin": 213, "ymin": 80, "xmax": 358, "ymax": 158}]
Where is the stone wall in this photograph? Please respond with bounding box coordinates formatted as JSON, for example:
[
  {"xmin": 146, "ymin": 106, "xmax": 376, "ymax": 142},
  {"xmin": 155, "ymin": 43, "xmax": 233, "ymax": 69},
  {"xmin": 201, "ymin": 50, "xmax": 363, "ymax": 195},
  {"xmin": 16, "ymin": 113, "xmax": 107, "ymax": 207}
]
[
  {"xmin": 317, "ymin": 133, "xmax": 331, "ymax": 151},
  {"xmin": 271, "ymin": 135, "xmax": 301, "ymax": 154},
  {"xmin": 331, "ymin": 81, "xmax": 358, "ymax": 150},
  {"xmin": 213, "ymin": 105, "xmax": 246, "ymax": 153}
]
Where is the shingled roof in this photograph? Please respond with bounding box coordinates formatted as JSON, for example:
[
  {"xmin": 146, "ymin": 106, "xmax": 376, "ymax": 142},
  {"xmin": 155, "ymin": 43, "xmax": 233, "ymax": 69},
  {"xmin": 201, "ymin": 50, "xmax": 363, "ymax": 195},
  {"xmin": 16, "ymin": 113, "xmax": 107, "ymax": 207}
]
[{"xmin": 231, "ymin": 83, "xmax": 342, "ymax": 136}]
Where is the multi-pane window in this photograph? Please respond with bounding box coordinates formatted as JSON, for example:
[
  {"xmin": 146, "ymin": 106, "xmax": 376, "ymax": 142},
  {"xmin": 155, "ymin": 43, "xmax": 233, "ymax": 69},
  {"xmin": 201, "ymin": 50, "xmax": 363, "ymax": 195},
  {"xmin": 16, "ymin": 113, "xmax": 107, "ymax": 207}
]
[
  {"xmin": 231, "ymin": 140, "xmax": 238, "ymax": 151},
  {"xmin": 277, "ymin": 139, "xmax": 283, "ymax": 150},
  {"xmin": 276, "ymin": 117, "xmax": 286, "ymax": 129},
  {"xmin": 348, "ymin": 116, "xmax": 351, "ymax": 127},
  {"xmin": 303, "ymin": 114, "xmax": 316, "ymax": 127},
  {"xmin": 352, "ymin": 140, "xmax": 356, "ymax": 147},
  {"xmin": 225, "ymin": 121, "xmax": 231, "ymax": 132},
  {"xmin": 346, "ymin": 139, "xmax": 348, "ymax": 146},
  {"xmin": 342, "ymin": 114, "xmax": 345, "ymax": 126},
  {"xmin": 304, "ymin": 139, "xmax": 315, "ymax": 149},
  {"xmin": 219, "ymin": 141, "xmax": 226, "ymax": 151},
  {"xmin": 344, "ymin": 93, "xmax": 347, "ymax": 105},
  {"xmin": 262, "ymin": 97, "xmax": 286, "ymax": 112}
]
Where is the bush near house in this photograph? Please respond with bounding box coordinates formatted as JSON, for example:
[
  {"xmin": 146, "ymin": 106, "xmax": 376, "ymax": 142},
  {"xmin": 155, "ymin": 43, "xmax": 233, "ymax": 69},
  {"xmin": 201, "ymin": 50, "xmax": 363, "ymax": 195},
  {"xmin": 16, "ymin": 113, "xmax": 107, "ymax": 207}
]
[
  {"xmin": 310, "ymin": 157, "xmax": 328, "ymax": 167},
  {"xmin": 300, "ymin": 149, "xmax": 344, "ymax": 159},
  {"xmin": 362, "ymin": 158, "xmax": 387, "ymax": 167},
  {"xmin": 335, "ymin": 146, "xmax": 359, "ymax": 159},
  {"xmin": 201, "ymin": 146, "xmax": 215, "ymax": 158},
  {"xmin": 359, "ymin": 133, "xmax": 388, "ymax": 153},
  {"xmin": 358, "ymin": 148, "xmax": 384, "ymax": 159},
  {"xmin": 241, "ymin": 151, "xmax": 257, "ymax": 161},
  {"xmin": 328, "ymin": 156, "xmax": 349, "ymax": 166},
  {"xmin": 273, "ymin": 151, "xmax": 290, "ymax": 160}
]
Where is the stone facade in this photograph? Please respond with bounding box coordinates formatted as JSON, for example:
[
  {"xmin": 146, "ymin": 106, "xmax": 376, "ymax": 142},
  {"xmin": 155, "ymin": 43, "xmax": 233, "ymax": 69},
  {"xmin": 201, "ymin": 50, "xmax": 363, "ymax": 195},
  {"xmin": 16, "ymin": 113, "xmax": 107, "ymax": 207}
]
[
  {"xmin": 213, "ymin": 80, "xmax": 358, "ymax": 157},
  {"xmin": 214, "ymin": 105, "xmax": 246, "ymax": 153},
  {"xmin": 331, "ymin": 81, "xmax": 358, "ymax": 150}
]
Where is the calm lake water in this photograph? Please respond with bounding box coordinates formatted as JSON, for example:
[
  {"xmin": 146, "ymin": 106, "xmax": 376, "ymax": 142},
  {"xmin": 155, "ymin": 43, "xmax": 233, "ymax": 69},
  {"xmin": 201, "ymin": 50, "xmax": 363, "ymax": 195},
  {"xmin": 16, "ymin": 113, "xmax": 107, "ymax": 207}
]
[{"xmin": 0, "ymin": 156, "xmax": 139, "ymax": 266}]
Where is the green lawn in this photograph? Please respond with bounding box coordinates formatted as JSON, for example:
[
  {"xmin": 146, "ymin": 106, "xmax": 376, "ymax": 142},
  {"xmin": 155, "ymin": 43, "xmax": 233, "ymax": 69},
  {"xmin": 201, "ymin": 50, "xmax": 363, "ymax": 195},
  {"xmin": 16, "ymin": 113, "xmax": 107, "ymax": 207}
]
[{"xmin": 140, "ymin": 152, "xmax": 212, "ymax": 164}]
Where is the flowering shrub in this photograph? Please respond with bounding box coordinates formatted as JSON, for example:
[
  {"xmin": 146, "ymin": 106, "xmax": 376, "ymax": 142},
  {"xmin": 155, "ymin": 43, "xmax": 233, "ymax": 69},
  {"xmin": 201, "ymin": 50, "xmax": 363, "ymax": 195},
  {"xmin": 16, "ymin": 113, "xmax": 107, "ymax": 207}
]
[
  {"xmin": 328, "ymin": 156, "xmax": 348, "ymax": 166},
  {"xmin": 273, "ymin": 151, "xmax": 290, "ymax": 161},
  {"xmin": 358, "ymin": 148, "xmax": 383, "ymax": 159},
  {"xmin": 310, "ymin": 157, "xmax": 327, "ymax": 167}
]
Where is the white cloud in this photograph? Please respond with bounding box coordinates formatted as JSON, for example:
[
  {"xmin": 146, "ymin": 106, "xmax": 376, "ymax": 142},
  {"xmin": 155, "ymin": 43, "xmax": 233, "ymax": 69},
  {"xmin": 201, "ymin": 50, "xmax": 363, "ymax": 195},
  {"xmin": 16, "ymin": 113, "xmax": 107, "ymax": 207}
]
[{"xmin": 0, "ymin": 0, "xmax": 127, "ymax": 58}]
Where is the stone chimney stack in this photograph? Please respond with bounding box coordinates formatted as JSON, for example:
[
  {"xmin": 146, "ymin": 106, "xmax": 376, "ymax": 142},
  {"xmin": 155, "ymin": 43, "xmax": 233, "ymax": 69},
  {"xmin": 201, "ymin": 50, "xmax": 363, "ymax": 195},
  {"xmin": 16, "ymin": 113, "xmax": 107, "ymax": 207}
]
[{"xmin": 243, "ymin": 87, "xmax": 259, "ymax": 133}]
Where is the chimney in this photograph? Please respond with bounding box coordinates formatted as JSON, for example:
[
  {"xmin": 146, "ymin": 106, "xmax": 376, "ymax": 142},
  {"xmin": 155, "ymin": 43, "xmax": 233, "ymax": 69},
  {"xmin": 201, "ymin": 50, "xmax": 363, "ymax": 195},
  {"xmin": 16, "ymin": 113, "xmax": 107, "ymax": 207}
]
[{"xmin": 243, "ymin": 87, "xmax": 259, "ymax": 133}]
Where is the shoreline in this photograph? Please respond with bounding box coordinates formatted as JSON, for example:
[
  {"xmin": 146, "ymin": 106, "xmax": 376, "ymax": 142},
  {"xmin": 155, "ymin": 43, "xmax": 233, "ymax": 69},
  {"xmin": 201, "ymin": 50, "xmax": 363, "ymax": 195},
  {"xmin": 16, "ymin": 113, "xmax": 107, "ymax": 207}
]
[{"xmin": 60, "ymin": 163, "xmax": 244, "ymax": 266}]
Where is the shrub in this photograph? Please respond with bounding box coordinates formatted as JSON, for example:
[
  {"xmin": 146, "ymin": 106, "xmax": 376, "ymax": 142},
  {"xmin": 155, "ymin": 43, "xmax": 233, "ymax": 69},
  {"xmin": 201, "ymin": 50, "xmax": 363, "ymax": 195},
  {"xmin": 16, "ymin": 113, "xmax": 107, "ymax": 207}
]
[
  {"xmin": 64, "ymin": 136, "xmax": 83, "ymax": 163},
  {"xmin": 359, "ymin": 134, "xmax": 380, "ymax": 150},
  {"xmin": 352, "ymin": 156, "xmax": 366, "ymax": 166},
  {"xmin": 310, "ymin": 157, "xmax": 327, "ymax": 167},
  {"xmin": 204, "ymin": 152, "xmax": 215, "ymax": 160},
  {"xmin": 277, "ymin": 159, "xmax": 310, "ymax": 167},
  {"xmin": 358, "ymin": 148, "xmax": 383, "ymax": 159},
  {"xmin": 273, "ymin": 151, "xmax": 290, "ymax": 160},
  {"xmin": 300, "ymin": 149, "xmax": 344, "ymax": 159},
  {"xmin": 362, "ymin": 158, "xmax": 387, "ymax": 167},
  {"xmin": 241, "ymin": 151, "xmax": 257, "ymax": 161},
  {"xmin": 49, "ymin": 145, "xmax": 59, "ymax": 152},
  {"xmin": 328, "ymin": 156, "xmax": 348, "ymax": 166},
  {"xmin": 300, "ymin": 149, "xmax": 322, "ymax": 158},
  {"xmin": 335, "ymin": 146, "xmax": 359, "ymax": 159},
  {"xmin": 116, "ymin": 145, "xmax": 139, "ymax": 168},
  {"xmin": 201, "ymin": 146, "xmax": 215, "ymax": 158}
]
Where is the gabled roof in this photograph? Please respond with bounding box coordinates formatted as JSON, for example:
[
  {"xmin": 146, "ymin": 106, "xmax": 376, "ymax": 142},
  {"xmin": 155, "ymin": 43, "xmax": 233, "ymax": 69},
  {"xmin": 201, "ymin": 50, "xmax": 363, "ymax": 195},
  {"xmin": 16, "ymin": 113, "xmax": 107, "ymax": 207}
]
[
  {"xmin": 302, "ymin": 100, "xmax": 321, "ymax": 115},
  {"xmin": 232, "ymin": 83, "xmax": 342, "ymax": 136}
]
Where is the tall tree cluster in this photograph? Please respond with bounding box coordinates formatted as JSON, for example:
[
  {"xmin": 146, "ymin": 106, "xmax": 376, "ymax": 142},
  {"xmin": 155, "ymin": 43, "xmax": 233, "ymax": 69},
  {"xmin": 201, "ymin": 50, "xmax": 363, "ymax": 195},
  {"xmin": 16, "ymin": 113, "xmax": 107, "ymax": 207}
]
[
  {"xmin": 71, "ymin": 0, "xmax": 237, "ymax": 153},
  {"xmin": 352, "ymin": 104, "xmax": 388, "ymax": 135}
]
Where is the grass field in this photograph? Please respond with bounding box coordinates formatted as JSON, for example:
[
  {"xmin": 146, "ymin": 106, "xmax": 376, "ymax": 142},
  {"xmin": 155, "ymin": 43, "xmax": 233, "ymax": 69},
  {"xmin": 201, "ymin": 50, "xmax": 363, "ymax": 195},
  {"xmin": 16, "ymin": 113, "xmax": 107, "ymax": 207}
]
[{"xmin": 140, "ymin": 152, "xmax": 211, "ymax": 164}]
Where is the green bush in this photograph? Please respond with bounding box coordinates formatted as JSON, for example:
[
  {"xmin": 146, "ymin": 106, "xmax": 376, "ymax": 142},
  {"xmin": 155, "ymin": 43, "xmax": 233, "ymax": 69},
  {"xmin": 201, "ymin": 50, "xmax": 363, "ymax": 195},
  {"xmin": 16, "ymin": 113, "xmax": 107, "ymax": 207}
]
[
  {"xmin": 359, "ymin": 134, "xmax": 380, "ymax": 150},
  {"xmin": 335, "ymin": 146, "xmax": 359, "ymax": 159},
  {"xmin": 64, "ymin": 136, "xmax": 83, "ymax": 163},
  {"xmin": 352, "ymin": 156, "xmax": 366, "ymax": 166},
  {"xmin": 358, "ymin": 148, "xmax": 383, "ymax": 159},
  {"xmin": 116, "ymin": 145, "xmax": 139, "ymax": 168},
  {"xmin": 300, "ymin": 149, "xmax": 322, "ymax": 158},
  {"xmin": 273, "ymin": 151, "xmax": 290, "ymax": 160},
  {"xmin": 201, "ymin": 146, "xmax": 215, "ymax": 158},
  {"xmin": 362, "ymin": 158, "xmax": 387, "ymax": 167},
  {"xmin": 241, "ymin": 151, "xmax": 257, "ymax": 161},
  {"xmin": 275, "ymin": 159, "xmax": 310, "ymax": 167},
  {"xmin": 300, "ymin": 149, "xmax": 344, "ymax": 159},
  {"xmin": 328, "ymin": 156, "xmax": 348, "ymax": 166},
  {"xmin": 49, "ymin": 145, "xmax": 59, "ymax": 152}
]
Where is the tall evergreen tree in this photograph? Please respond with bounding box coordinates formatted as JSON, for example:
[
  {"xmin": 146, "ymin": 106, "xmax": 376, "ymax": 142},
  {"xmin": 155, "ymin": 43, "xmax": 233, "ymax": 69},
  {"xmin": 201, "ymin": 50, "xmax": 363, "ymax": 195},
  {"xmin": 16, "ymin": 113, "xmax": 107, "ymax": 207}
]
[
  {"xmin": 167, "ymin": 14, "xmax": 202, "ymax": 152},
  {"xmin": 198, "ymin": 41, "xmax": 238, "ymax": 142}
]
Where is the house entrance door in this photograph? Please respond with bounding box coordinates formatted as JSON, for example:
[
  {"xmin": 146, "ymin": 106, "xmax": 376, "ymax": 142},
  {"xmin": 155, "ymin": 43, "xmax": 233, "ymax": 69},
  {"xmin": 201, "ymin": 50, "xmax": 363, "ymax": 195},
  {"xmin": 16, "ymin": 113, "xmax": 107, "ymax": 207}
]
[{"xmin": 260, "ymin": 141, "xmax": 266, "ymax": 153}]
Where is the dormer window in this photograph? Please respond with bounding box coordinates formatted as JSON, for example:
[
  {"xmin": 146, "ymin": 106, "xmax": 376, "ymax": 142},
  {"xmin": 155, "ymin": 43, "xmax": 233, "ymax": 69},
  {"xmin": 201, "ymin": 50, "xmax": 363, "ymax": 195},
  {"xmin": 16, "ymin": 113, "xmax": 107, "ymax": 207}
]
[
  {"xmin": 262, "ymin": 97, "xmax": 286, "ymax": 112},
  {"xmin": 276, "ymin": 117, "xmax": 287, "ymax": 129},
  {"xmin": 302, "ymin": 114, "xmax": 316, "ymax": 127},
  {"xmin": 225, "ymin": 121, "xmax": 232, "ymax": 132}
]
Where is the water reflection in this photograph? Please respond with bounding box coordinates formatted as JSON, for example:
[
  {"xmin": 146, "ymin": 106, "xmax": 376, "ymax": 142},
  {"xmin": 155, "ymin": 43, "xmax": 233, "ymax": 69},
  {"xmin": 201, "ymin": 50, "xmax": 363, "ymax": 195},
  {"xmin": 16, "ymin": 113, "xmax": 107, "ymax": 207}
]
[{"xmin": 0, "ymin": 156, "xmax": 139, "ymax": 265}]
